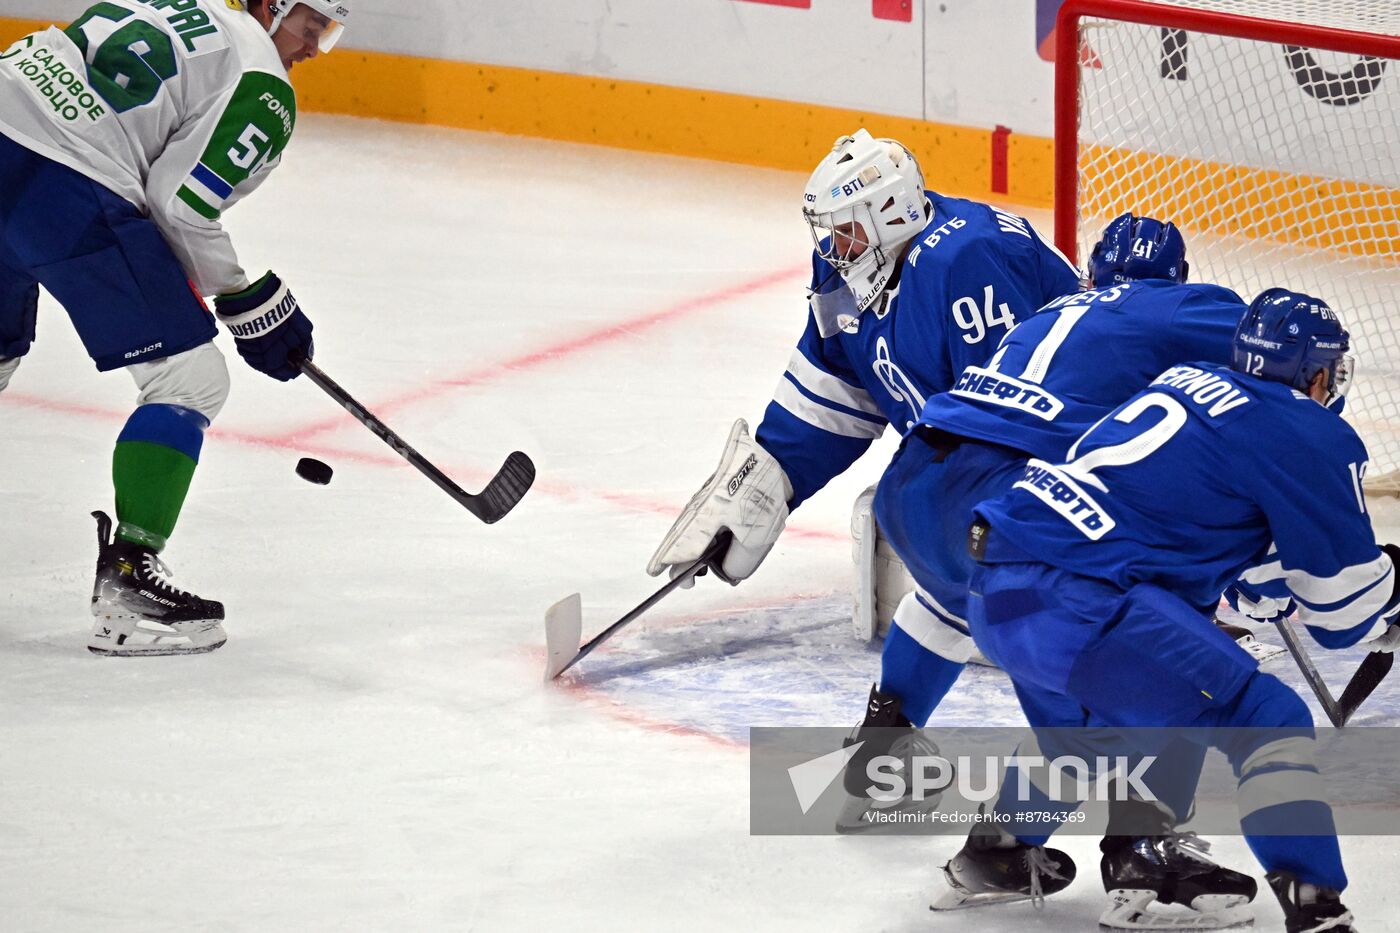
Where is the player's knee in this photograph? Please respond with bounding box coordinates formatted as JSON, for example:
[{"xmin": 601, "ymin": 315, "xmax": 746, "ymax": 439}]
[
  {"xmin": 0, "ymin": 356, "xmax": 19, "ymax": 394},
  {"xmin": 129, "ymin": 342, "xmax": 231, "ymax": 422},
  {"xmin": 1228, "ymin": 672, "xmax": 1312, "ymax": 730}
]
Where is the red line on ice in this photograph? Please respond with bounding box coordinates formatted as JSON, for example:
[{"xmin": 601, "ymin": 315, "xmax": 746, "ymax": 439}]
[
  {"xmin": 276, "ymin": 263, "xmax": 808, "ymax": 444},
  {"xmin": 1, "ymin": 389, "xmax": 844, "ymax": 543}
]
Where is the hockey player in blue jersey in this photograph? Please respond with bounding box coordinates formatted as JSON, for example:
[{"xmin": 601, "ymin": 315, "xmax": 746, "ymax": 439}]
[
  {"xmin": 957, "ymin": 289, "xmax": 1397, "ymax": 933},
  {"xmin": 646, "ymin": 127, "xmax": 1078, "ymax": 614},
  {"xmin": 823, "ymin": 214, "xmax": 1262, "ymax": 925}
]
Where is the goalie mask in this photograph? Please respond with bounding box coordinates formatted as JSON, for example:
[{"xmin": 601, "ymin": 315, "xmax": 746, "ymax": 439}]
[
  {"xmin": 804, "ymin": 130, "xmax": 929, "ymax": 337},
  {"xmin": 265, "ymin": 0, "xmax": 350, "ymax": 52},
  {"xmin": 1087, "ymin": 212, "xmax": 1188, "ymax": 288},
  {"xmin": 1232, "ymin": 288, "xmax": 1354, "ymax": 407}
]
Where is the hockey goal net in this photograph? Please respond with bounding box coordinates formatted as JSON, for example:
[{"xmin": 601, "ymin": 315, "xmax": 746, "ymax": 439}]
[{"xmin": 1055, "ymin": 0, "xmax": 1400, "ymax": 491}]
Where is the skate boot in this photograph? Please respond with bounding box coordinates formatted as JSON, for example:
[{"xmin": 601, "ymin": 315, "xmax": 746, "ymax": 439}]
[
  {"xmin": 1266, "ymin": 872, "xmax": 1356, "ymax": 933},
  {"xmin": 835, "ymin": 684, "xmax": 943, "ymax": 833},
  {"xmin": 931, "ymin": 809, "xmax": 1077, "ymax": 911},
  {"xmin": 1100, "ymin": 831, "xmax": 1258, "ymax": 929},
  {"xmin": 88, "ymin": 511, "xmax": 226, "ymax": 656}
]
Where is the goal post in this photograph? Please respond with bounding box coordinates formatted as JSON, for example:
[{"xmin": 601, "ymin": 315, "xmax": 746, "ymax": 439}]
[{"xmin": 1053, "ymin": 0, "xmax": 1400, "ymax": 488}]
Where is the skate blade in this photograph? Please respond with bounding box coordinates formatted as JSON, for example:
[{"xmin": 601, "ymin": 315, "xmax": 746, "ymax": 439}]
[
  {"xmin": 88, "ymin": 615, "xmax": 227, "ymax": 657},
  {"xmin": 1100, "ymin": 889, "xmax": 1254, "ymax": 930},
  {"xmin": 835, "ymin": 794, "xmax": 942, "ymax": 834},
  {"xmin": 1234, "ymin": 635, "xmax": 1287, "ymax": 667},
  {"xmin": 930, "ymin": 886, "xmax": 1036, "ymax": 912}
]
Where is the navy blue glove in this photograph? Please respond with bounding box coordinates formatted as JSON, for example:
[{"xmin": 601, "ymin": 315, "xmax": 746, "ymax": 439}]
[{"xmin": 214, "ymin": 271, "xmax": 313, "ymax": 381}]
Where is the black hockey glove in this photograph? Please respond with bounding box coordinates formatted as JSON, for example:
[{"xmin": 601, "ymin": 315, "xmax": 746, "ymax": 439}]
[{"xmin": 215, "ymin": 271, "xmax": 313, "ymax": 381}]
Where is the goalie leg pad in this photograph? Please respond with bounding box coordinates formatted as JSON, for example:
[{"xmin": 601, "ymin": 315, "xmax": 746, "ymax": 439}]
[{"xmin": 648, "ymin": 418, "xmax": 792, "ymax": 584}]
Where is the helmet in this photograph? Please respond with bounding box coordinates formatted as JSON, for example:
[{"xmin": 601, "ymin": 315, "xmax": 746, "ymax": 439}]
[
  {"xmin": 803, "ymin": 130, "xmax": 928, "ymax": 336},
  {"xmin": 1087, "ymin": 213, "xmax": 1188, "ymax": 287},
  {"xmin": 266, "ymin": 0, "xmax": 351, "ymax": 52},
  {"xmin": 1231, "ymin": 288, "xmax": 1353, "ymax": 405}
]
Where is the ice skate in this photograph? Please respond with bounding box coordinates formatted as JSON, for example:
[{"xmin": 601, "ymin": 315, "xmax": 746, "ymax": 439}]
[
  {"xmin": 1100, "ymin": 832, "xmax": 1257, "ymax": 930},
  {"xmin": 88, "ymin": 511, "xmax": 226, "ymax": 657},
  {"xmin": 835, "ymin": 685, "xmax": 944, "ymax": 833},
  {"xmin": 1266, "ymin": 872, "xmax": 1357, "ymax": 933},
  {"xmin": 931, "ymin": 812, "xmax": 1076, "ymax": 911}
]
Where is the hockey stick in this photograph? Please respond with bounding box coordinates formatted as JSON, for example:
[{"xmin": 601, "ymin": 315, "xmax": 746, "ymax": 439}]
[
  {"xmin": 1273, "ymin": 617, "xmax": 1394, "ymax": 726},
  {"xmin": 544, "ymin": 532, "xmax": 731, "ymax": 680},
  {"xmin": 1337, "ymin": 651, "xmax": 1394, "ymax": 724},
  {"xmin": 296, "ymin": 358, "xmax": 536, "ymax": 524},
  {"xmin": 1273, "ymin": 617, "xmax": 1344, "ymax": 727}
]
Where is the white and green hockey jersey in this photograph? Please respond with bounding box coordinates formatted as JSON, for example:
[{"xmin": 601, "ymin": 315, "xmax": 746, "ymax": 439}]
[{"xmin": 0, "ymin": 0, "xmax": 296, "ymax": 296}]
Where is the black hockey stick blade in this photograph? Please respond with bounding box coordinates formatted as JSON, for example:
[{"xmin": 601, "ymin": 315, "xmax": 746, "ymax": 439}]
[
  {"xmin": 1337, "ymin": 651, "xmax": 1394, "ymax": 725},
  {"xmin": 297, "ymin": 358, "xmax": 536, "ymax": 524},
  {"xmin": 544, "ymin": 532, "xmax": 731, "ymax": 680}
]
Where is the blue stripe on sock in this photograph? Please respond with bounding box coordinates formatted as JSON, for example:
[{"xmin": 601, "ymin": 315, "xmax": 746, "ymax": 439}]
[{"xmin": 117, "ymin": 404, "xmax": 208, "ymax": 461}]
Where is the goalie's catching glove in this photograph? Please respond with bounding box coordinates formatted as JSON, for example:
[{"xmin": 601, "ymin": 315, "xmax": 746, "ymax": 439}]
[
  {"xmin": 215, "ymin": 271, "xmax": 313, "ymax": 381},
  {"xmin": 647, "ymin": 418, "xmax": 792, "ymax": 586}
]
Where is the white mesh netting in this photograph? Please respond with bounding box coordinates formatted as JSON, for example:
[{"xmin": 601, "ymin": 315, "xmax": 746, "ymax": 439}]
[{"xmin": 1067, "ymin": 0, "xmax": 1400, "ymax": 486}]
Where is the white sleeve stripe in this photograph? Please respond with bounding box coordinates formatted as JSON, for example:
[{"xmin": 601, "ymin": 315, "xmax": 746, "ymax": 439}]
[
  {"xmin": 784, "ymin": 349, "xmax": 882, "ymax": 416},
  {"xmin": 1290, "ymin": 555, "xmax": 1392, "ymax": 607},
  {"xmin": 1295, "ymin": 574, "xmax": 1392, "ymax": 632},
  {"xmin": 1242, "ymin": 553, "xmax": 1392, "ymax": 609},
  {"xmin": 773, "ymin": 378, "xmax": 885, "ymax": 439}
]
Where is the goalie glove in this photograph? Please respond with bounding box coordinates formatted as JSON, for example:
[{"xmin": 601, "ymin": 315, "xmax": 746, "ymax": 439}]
[{"xmin": 647, "ymin": 418, "xmax": 792, "ymax": 586}]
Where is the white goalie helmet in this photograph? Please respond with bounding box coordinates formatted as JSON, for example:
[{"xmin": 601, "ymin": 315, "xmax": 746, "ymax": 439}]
[
  {"xmin": 804, "ymin": 129, "xmax": 929, "ymax": 337},
  {"xmin": 266, "ymin": 0, "xmax": 351, "ymax": 51}
]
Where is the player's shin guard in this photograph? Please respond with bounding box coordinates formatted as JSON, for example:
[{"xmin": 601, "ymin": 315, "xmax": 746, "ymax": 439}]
[
  {"xmin": 0, "ymin": 356, "xmax": 19, "ymax": 392},
  {"xmin": 112, "ymin": 404, "xmax": 208, "ymax": 550},
  {"xmin": 878, "ymin": 620, "xmax": 966, "ymax": 726},
  {"xmin": 877, "ymin": 590, "xmax": 971, "ymax": 726},
  {"xmin": 1218, "ymin": 673, "xmax": 1347, "ymax": 893}
]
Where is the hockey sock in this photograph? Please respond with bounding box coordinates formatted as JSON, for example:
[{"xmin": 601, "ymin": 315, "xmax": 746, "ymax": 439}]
[
  {"xmin": 112, "ymin": 404, "xmax": 208, "ymax": 551},
  {"xmin": 877, "ymin": 622, "xmax": 965, "ymax": 726}
]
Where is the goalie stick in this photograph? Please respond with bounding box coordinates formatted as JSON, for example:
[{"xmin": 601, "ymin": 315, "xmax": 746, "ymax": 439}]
[
  {"xmin": 544, "ymin": 532, "xmax": 731, "ymax": 680},
  {"xmin": 296, "ymin": 358, "xmax": 535, "ymax": 524},
  {"xmin": 1273, "ymin": 617, "xmax": 1393, "ymax": 726}
]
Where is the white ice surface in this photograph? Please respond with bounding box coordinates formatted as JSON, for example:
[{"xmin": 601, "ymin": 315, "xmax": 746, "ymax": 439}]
[{"xmin": 2, "ymin": 116, "xmax": 1398, "ymax": 932}]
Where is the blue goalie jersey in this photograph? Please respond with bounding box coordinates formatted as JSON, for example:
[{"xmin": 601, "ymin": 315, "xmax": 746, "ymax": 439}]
[
  {"xmin": 976, "ymin": 363, "xmax": 1396, "ymax": 649},
  {"xmin": 918, "ymin": 280, "xmax": 1244, "ymax": 461},
  {"xmin": 756, "ymin": 191, "xmax": 1080, "ymax": 507}
]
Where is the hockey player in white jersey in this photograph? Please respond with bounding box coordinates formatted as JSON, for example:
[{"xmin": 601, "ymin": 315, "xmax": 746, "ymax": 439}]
[{"xmin": 0, "ymin": 0, "xmax": 349, "ymax": 655}]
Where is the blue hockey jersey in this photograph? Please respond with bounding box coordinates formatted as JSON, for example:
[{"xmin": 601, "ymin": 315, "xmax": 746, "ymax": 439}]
[
  {"xmin": 756, "ymin": 191, "xmax": 1080, "ymax": 507},
  {"xmin": 919, "ymin": 280, "xmax": 1244, "ymax": 461},
  {"xmin": 975, "ymin": 363, "xmax": 1396, "ymax": 649}
]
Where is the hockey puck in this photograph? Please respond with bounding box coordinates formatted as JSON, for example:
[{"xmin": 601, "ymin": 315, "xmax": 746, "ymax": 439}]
[{"xmin": 295, "ymin": 457, "xmax": 333, "ymax": 485}]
